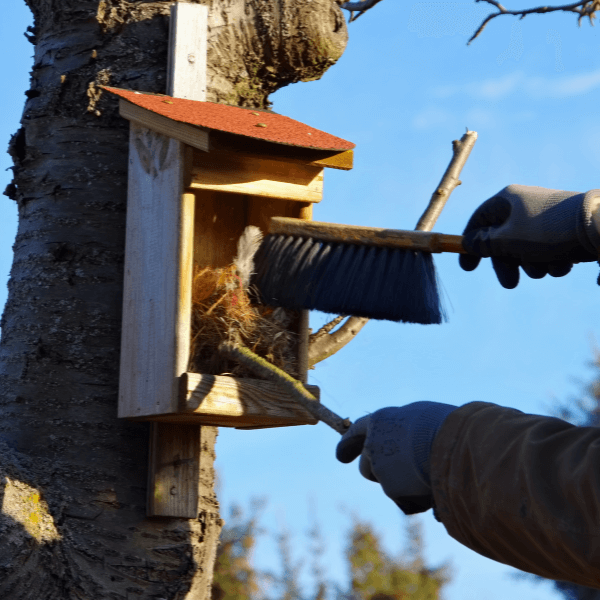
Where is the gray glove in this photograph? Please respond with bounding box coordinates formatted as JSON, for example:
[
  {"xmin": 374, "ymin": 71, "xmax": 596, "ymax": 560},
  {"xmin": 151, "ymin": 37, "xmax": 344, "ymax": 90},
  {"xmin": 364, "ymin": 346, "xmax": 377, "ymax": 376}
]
[
  {"xmin": 459, "ymin": 185, "xmax": 600, "ymax": 289},
  {"xmin": 336, "ymin": 402, "xmax": 458, "ymax": 515}
]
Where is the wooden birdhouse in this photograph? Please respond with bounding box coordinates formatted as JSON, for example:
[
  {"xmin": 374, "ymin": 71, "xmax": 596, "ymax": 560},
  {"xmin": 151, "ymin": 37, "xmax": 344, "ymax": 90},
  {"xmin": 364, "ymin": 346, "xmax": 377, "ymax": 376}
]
[
  {"xmin": 106, "ymin": 86, "xmax": 355, "ymax": 431},
  {"xmin": 103, "ymin": 1, "xmax": 354, "ymax": 519}
]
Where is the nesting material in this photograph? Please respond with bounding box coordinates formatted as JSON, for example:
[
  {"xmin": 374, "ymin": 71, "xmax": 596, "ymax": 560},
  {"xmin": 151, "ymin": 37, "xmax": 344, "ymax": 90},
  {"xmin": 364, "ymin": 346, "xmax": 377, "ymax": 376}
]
[{"xmin": 189, "ymin": 227, "xmax": 299, "ymax": 379}]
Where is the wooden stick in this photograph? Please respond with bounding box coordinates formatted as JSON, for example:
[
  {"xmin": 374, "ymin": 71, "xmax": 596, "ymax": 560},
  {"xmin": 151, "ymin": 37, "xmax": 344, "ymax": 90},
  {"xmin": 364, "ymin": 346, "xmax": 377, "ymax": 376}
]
[
  {"xmin": 415, "ymin": 129, "xmax": 478, "ymax": 232},
  {"xmin": 218, "ymin": 341, "xmax": 351, "ymax": 434},
  {"xmin": 268, "ymin": 218, "xmax": 466, "ymax": 254}
]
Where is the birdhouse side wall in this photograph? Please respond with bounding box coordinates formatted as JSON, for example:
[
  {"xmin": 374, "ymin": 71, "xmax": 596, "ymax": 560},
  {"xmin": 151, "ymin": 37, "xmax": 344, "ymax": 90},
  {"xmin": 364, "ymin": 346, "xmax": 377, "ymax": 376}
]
[{"xmin": 118, "ymin": 123, "xmax": 192, "ymax": 418}]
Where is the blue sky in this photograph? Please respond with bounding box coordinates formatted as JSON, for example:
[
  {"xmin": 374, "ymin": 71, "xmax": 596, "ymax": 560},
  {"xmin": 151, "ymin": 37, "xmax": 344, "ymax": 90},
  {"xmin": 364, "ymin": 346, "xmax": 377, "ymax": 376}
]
[{"xmin": 3, "ymin": 2, "xmax": 600, "ymax": 599}]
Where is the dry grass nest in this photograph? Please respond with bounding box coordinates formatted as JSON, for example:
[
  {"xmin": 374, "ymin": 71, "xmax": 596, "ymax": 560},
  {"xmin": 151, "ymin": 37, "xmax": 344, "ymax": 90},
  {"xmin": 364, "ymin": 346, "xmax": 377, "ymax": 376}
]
[{"xmin": 189, "ymin": 264, "xmax": 299, "ymax": 379}]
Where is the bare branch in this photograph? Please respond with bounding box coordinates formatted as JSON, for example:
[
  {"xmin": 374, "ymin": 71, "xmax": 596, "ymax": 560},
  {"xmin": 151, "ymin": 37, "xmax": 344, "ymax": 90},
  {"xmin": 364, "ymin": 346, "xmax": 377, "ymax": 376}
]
[
  {"xmin": 308, "ymin": 317, "xmax": 369, "ymax": 367},
  {"xmin": 469, "ymin": 0, "xmax": 600, "ymax": 44},
  {"xmin": 310, "ymin": 315, "xmax": 346, "ymax": 343},
  {"xmin": 341, "ymin": 0, "xmax": 385, "ymax": 22},
  {"xmin": 219, "ymin": 340, "xmax": 351, "ymax": 434},
  {"xmin": 415, "ymin": 129, "xmax": 478, "ymax": 231},
  {"xmin": 306, "ymin": 130, "xmax": 478, "ymax": 367}
]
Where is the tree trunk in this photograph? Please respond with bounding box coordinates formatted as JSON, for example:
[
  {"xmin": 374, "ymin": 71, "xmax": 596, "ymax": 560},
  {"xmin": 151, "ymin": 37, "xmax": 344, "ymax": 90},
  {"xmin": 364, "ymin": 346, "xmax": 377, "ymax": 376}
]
[{"xmin": 0, "ymin": 1, "xmax": 348, "ymax": 598}]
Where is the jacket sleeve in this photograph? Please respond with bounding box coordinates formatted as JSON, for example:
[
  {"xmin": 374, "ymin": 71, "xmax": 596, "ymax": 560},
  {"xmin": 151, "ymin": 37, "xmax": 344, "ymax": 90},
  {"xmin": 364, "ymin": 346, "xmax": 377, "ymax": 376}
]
[{"xmin": 430, "ymin": 401, "xmax": 600, "ymax": 588}]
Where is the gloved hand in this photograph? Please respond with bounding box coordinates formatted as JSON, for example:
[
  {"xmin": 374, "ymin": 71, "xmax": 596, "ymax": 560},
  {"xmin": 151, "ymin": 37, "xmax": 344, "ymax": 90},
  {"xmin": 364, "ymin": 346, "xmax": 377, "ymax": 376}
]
[
  {"xmin": 336, "ymin": 402, "xmax": 458, "ymax": 515},
  {"xmin": 459, "ymin": 185, "xmax": 600, "ymax": 289}
]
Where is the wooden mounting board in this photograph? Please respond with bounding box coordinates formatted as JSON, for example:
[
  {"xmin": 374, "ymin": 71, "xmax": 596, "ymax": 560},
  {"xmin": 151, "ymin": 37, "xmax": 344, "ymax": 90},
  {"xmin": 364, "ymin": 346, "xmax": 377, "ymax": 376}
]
[
  {"xmin": 119, "ymin": 1, "xmax": 327, "ymax": 519},
  {"xmin": 147, "ymin": 422, "xmax": 200, "ymax": 518}
]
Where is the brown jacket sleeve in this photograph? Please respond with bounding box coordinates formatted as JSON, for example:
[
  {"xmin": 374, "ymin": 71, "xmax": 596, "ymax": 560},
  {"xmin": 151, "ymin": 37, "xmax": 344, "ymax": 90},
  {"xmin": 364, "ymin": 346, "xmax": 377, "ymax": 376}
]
[{"xmin": 430, "ymin": 401, "xmax": 600, "ymax": 588}]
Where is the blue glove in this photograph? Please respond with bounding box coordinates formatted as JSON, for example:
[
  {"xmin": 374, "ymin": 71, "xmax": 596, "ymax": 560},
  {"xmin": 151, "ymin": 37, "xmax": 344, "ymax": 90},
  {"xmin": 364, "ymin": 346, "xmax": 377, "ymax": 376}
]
[
  {"xmin": 336, "ymin": 402, "xmax": 458, "ymax": 515},
  {"xmin": 459, "ymin": 185, "xmax": 600, "ymax": 288}
]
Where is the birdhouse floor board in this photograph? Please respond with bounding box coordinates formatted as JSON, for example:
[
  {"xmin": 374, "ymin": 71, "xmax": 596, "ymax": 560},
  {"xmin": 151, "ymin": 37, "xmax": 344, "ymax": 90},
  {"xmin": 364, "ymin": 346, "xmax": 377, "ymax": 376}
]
[
  {"xmin": 179, "ymin": 373, "xmax": 319, "ymax": 427},
  {"xmin": 126, "ymin": 374, "xmax": 319, "ymax": 428},
  {"xmin": 189, "ymin": 150, "xmax": 323, "ymax": 202},
  {"xmin": 120, "ymin": 99, "xmax": 210, "ymax": 153}
]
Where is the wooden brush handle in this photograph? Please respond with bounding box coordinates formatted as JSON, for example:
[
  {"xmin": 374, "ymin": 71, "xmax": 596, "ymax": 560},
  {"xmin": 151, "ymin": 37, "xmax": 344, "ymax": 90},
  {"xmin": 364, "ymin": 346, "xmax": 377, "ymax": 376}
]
[{"xmin": 268, "ymin": 217, "xmax": 467, "ymax": 254}]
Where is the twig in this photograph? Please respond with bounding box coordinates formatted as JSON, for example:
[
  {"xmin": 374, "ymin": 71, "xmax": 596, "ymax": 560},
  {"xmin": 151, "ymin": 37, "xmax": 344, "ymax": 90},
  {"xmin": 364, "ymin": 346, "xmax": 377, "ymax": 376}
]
[
  {"xmin": 341, "ymin": 0, "xmax": 385, "ymax": 22},
  {"xmin": 469, "ymin": 0, "xmax": 600, "ymax": 44},
  {"xmin": 219, "ymin": 341, "xmax": 351, "ymax": 434},
  {"xmin": 310, "ymin": 315, "xmax": 346, "ymax": 343},
  {"xmin": 415, "ymin": 129, "xmax": 478, "ymax": 232},
  {"xmin": 308, "ymin": 317, "xmax": 368, "ymax": 368}
]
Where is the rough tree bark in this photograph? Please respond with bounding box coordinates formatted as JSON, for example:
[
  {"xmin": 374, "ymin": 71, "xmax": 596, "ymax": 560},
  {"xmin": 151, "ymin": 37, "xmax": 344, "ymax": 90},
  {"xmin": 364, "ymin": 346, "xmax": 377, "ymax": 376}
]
[{"xmin": 0, "ymin": 1, "xmax": 348, "ymax": 598}]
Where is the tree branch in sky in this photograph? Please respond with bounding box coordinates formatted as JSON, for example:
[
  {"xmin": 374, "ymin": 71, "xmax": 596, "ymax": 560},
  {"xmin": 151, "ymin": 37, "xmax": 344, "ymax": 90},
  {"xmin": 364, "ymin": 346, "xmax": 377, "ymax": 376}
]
[
  {"xmin": 341, "ymin": 0, "xmax": 385, "ymax": 22},
  {"xmin": 469, "ymin": 0, "xmax": 600, "ymax": 44}
]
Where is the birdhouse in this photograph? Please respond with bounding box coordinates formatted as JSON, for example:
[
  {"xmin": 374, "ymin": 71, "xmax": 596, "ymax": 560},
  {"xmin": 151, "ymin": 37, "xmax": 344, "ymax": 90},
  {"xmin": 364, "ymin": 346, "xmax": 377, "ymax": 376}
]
[{"xmin": 106, "ymin": 87, "xmax": 355, "ymax": 431}]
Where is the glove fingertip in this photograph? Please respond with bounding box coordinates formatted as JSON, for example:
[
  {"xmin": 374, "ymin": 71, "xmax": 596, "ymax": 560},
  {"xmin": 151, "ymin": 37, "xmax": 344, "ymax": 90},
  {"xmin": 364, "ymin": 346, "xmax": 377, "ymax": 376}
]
[
  {"xmin": 394, "ymin": 495, "xmax": 433, "ymax": 515},
  {"xmin": 459, "ymin": 253, "xmax": 480, "ymax": 272},
  {"xmin": 521, "ymin": 262, "xmax": 547, "ymax": 279},
  {"xmin": 336, "ymin": 434, "xmax": 366, "ymax": 464},
  {"xmin": 492, "ymin": 257, "xmax": 520, "ymax": 289},
  {"xmin": 547, "ymin": 261, "xmax": 573, "ymax": 278}
]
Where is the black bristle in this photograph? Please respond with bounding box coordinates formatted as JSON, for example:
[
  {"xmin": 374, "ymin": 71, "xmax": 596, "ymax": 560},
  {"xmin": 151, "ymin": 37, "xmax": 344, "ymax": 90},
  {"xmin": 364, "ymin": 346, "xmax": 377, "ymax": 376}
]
[
  {"xmin": 338, "ymin": 244, "xmax": 369, "ymax": 316},
  {"xmin": 317, "ymin": 243, "xmax": 359, "ymax": 315},
  {"xmin": 257, "ymin": 235, "xmax": 301, "ymax": 305},
  {"xmin": 252, "ymin": 234, "xmax": 446, "ymax": 324},
  {"xmin": 291, "ymin": 239, "xmax": 326, "ymax": 309},
  {"xmin": 276, "ymin": 237, "xmax": 317, "ymax": 308},
  {"xmin": 355, "ymin": 246, "xmax": 389, "ymax": 320},
  {"xmin": 253, "ymin": 234, "xmax": 278, "ymax": 282},
  {"xmin": 308, "ymin": 243, "xmax": 346, "ymax": 312},
  {"xmin": 346, "ymin": 245, "xmax": 379, "ymax": 317}
]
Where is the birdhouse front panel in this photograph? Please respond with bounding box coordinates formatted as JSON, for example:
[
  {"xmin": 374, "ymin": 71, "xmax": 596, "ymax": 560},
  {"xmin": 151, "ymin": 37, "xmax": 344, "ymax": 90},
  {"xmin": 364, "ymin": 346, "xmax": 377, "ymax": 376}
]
[{"xmin": 109, "ymin": 87, "xmax": 355, "ymax": 429}]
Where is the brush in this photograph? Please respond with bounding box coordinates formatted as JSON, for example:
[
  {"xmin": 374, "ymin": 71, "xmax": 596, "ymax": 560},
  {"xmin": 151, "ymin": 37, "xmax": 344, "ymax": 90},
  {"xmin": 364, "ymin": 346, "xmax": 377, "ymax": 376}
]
[
  {"xmin": 252, "ymin": 220, "xmax": 466, "ymax": 323},
  {"xmin": 251, "ymin": 130, "xmax": 477, "ymax": 324}
]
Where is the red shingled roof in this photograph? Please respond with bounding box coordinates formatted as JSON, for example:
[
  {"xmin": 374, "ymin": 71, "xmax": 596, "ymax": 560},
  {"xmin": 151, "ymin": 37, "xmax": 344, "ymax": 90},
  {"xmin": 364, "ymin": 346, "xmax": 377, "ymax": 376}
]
[{"xmin": 103, "ymin": 87, "xmax": 355, "ymax": 152}]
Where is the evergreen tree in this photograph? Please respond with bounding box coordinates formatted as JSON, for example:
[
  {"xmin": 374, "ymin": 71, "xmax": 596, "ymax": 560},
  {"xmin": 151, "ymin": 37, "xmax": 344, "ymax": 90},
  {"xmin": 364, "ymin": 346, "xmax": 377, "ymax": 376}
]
[
  {"xmin": 212, "ymin": 501, "xmax": 266, "ymax": 600},
  {"xmin": 275, "ymin": 524, "xmax": 304, "ymax": 600},
  {"xmin": 345, "ymin": 516, "xmax": 451, "ymax": 600},
  {"xmin": 212, "ymin": 503, "xmax": 452, "ymax": 600},
  {"xmin": 306, "ymin": 502, "xmax": 328, "ymax": 600}
]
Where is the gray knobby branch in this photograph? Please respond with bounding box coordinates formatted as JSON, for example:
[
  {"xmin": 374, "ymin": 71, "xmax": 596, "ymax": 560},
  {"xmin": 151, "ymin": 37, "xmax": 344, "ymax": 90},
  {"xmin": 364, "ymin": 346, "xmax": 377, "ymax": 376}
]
[
  {"xmin": 342, "ymin": 0, "xmax": 600, "ymax": 40},
  {"xmin": 469, "ymin": 0, "xmax": 600, "ymax": 44},
  {"xmin": 309, "ymin": 316, "xmax": 368, "ymax": 368},
  {"xmin": 311, "ymin": 315, "xmax": 346, "ymax": 340}
]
